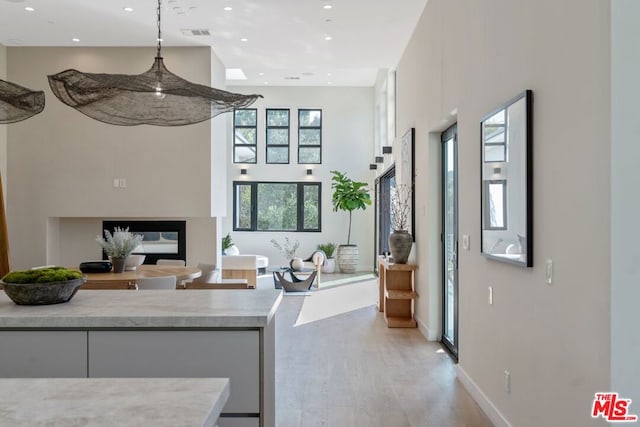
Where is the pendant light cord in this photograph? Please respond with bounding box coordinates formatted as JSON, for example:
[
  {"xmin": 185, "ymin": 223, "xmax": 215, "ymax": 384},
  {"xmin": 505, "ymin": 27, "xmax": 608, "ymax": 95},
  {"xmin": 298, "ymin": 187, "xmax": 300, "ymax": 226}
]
[{"xmin": 156, "ymin": 0, "xmax": 162, "ymax": 58}]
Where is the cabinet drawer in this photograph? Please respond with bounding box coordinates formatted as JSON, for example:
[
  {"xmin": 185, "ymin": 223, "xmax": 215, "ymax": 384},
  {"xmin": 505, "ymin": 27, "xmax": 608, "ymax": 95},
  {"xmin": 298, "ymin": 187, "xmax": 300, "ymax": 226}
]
[
  {"xmin": 88, "ymin": 330, "xmax": 260, "ymax": 413},
  {"xmin": 0, "ymin": 331, "xmax": 87, "ymax": 377}
]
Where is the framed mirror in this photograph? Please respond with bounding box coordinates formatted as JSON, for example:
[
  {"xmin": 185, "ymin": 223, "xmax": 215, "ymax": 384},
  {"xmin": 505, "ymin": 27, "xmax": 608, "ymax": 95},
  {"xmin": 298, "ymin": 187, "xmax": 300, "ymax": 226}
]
[{"xmin": 480, "ymin": 90, "xmax": 533, "ymax": 267}]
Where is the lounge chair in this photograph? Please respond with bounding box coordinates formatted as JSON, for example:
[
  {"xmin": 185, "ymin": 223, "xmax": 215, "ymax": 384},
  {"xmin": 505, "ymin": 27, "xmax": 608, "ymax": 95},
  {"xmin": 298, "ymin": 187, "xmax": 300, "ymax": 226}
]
[{"xmin": 274, "ymin": 271, "xmax": 317, "ymax": 292}]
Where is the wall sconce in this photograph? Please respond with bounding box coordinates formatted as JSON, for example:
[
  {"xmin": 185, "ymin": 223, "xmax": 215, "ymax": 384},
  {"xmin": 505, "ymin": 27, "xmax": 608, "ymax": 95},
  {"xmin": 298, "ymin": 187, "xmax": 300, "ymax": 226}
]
[
  {"xmin": 382, "ymin": 146, "xmax": 392, "ymax": 154},
  {"xmin": 375, "ymin": 156, "xmax": 384, "ymax": 163},
  {"xmin": 369, "ymin": 164, "xmax": 377, "ymax": 170},
  {"xmin": 240, "ymin": 168, "xmax": 247, "ymax": 175},
  {"xmin": 306, "ymin": 168, "xmax": 313, "ymax": 175}
]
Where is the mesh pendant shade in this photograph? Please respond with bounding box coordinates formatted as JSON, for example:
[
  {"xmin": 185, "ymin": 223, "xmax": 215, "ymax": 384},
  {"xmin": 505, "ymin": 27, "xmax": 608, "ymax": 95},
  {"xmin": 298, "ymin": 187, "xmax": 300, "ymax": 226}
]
[
  {"xmin": 48, "ymin": 57, "xmax": 262, "ymax": 126},
  {"xmin": 0, "ymin": 79, "xmax": 45, "ymax": 124}
]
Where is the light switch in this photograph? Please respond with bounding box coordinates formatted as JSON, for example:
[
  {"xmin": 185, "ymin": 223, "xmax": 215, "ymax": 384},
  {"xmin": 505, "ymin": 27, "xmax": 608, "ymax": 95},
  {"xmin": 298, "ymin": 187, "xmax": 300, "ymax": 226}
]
[
  {"xmin": 113, "ymin": 179, "xmax": 120, "ymax": 188},
  {"xmin": 119, "ymin": 178, "xmax": 127, "ymax": 188},
  {"xmin": 462, "ymin": 235, "xmax": 470, "ymax": 251},
  {"xmin": 545, "ymin": 259, "xmax": 553, "ymax": 285},
  {"xmin": 488, "ymin": 286, "xmax": 493, "ymax": 305}
]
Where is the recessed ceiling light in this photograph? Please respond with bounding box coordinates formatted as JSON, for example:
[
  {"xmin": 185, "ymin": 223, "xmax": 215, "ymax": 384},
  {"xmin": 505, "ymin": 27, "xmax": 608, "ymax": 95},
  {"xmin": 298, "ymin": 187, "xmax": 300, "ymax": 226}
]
[
  {"xmin": 324, "ymin": 36, "xmax": 332, "ymax": 41},
  {"xmin": 123, "ymin": 7, "xmax": 133, "ymax": 12},
  {"xmin": 24, "ymin": 6, "xmax": 34, "ymax": 11},
  {"xmin": 327, "ymin": 72, "xmax": 332, "ymax": 76},
  {"xmin": 323, "ymin": 4, "xmax": 333, "ymax": 9},
  {"xmin": 258, "ymin": 72, "xmax": 264, "ymax": 76},
  {"xmin": 72, "ymin": 38, "xmax": 80, "ymax": 42},
  {"xmin": 223, "ymin": 6, "xmax": 232, "ymax": 11},
  {"xmin": 240, "ymin": 38, "xmax": 248, "ymax": 42}
]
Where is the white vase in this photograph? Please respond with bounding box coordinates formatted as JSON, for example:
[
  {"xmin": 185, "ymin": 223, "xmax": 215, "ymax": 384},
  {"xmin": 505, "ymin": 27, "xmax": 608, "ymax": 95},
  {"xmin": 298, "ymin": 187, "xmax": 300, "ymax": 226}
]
[
  {"xmin": 289, "ymin": 257, "xmax": 304, "ymax": 271},
  {"xmin": 321, "ymin": 258, "xmax": 336, "ymax": 274}
]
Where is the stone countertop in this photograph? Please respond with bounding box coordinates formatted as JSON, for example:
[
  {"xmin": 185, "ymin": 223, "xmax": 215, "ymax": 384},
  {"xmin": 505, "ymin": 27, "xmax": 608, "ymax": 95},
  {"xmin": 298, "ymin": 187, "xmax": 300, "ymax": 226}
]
[
  {"xmin": 0, "ymin": 377, "xmax": 229, "ymax": 427},
  {"xmin": 0, "ymin": 289, "xmax": 282, "ymax": 329}
]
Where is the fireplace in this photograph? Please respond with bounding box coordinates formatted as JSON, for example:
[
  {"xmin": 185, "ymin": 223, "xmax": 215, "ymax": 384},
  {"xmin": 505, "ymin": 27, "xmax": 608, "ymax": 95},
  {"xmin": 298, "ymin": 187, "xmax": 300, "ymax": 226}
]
[{"xmin": 102, "ymin": 220, "xmax": 186, "ymax": 265}]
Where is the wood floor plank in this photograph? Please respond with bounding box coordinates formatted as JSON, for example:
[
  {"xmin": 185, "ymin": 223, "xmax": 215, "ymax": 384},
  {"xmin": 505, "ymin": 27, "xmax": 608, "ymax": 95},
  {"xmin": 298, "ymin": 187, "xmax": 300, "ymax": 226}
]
[{"xmin": 274, "ymin": 282, "xmax": 494, "ymax": 427}]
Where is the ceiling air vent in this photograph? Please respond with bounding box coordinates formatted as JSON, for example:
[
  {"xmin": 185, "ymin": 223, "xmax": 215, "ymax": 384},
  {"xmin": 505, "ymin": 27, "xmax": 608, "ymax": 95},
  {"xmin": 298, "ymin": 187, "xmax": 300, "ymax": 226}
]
[{"xmin": 180, "ymin": 29, "xmax": 211, "ymax": 36}]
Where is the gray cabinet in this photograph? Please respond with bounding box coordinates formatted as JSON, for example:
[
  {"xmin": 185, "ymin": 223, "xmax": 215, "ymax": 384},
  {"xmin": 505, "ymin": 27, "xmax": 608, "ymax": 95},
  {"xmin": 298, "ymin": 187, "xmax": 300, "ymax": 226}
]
[{"xmin": 0, "ymin": 331, "xmax": 87, "ymax": 377}]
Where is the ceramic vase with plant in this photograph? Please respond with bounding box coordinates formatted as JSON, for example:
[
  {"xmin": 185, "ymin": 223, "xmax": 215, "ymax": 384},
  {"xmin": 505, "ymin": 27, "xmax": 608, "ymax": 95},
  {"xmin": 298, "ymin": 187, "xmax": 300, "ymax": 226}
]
[
  {"xmin": 316, "ymin": 242, "xmax": 336, "ymax": 273},
  {"xmin": 330, "ymin": 170, "xmax": 372, "ymax": 273},
  {"xmin": 270, "ymin": 237, "xmax": 302, "ymax": 270},
  {"xmin": 96, "ymin": 227, "xmax": 144, "ymax": 273},
  {"xmin": 389, "ymin": 184, "xmax": 413, "ymax": 264}
]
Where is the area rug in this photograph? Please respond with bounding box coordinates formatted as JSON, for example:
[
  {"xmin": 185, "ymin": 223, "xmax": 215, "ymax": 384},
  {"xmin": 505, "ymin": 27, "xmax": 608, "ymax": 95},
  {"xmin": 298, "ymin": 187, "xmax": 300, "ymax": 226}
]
[{"xmin": 294, "ymin": 278, "xmax": 378, "ymax": 326}]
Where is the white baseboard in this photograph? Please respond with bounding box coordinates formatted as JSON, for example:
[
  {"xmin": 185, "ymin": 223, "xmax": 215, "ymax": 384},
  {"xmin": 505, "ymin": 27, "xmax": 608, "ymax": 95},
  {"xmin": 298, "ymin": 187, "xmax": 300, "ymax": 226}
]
[
  {"xmin": 456, "ymin": 365, "xmax": 512, "ymax": 427},
  {"xmin": 416, "ymin": 317, "xmax": 438, "ymax": 341}
]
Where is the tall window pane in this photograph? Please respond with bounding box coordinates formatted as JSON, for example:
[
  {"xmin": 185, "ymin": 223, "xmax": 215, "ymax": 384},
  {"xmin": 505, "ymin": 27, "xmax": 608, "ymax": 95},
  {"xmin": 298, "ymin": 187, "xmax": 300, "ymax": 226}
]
[
  {"xmin": 298, "ymin": 109, "xmax": 322, "ymax": 164},
  {"xmin": 266, "ymin": 109, "xmax": 290, "ymax": 164},
  {"xmin": 303, "ymin": 184, "xmax": 320, "ymax": 229},
  {"xmin": 234, "ymin": 109, "xmax": 257, "ymax": 163},
  {"xmin": 235, "ymin": 184, "xmax": 252, "ymax": 230}
]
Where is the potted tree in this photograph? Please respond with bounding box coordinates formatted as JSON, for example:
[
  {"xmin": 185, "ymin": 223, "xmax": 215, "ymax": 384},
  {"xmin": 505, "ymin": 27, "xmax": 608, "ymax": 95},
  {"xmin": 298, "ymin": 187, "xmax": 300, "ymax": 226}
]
[
  {"xmin": 316, "ymin": 242, "xmax": 336, "ymax": 273},
  {"xmin": 330, "ymin": 170, "xmax": 372, "ymax": 273}
]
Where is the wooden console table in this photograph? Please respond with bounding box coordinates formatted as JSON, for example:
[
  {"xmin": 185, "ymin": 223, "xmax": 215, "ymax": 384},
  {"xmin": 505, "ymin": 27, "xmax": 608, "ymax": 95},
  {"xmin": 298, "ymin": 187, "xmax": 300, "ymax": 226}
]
[{"xmin": 378, "ymin": 256, "xmax": 418, "ymax": 328}]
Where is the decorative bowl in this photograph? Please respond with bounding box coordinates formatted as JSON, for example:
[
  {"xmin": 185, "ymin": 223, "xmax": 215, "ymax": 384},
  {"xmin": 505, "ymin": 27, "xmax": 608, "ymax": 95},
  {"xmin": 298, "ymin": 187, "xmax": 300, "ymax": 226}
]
[
  {"xmin": 125, "ymin": 254, "xmax": 146, "ymax": 271},
  {"xmin": 1, "ymin": 277, "xmax": 85, "ymax": 305}
]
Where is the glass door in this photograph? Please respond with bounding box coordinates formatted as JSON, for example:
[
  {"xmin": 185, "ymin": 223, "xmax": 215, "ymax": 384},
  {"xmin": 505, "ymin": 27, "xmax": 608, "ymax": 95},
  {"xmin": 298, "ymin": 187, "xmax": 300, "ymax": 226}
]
[
  {"xmin": 374, "ymin": 166, "xmax": 396, "ymax": 273},
  {"xmin": 442, "ymin": 124, "xmax": 458, "ymax": 360}
]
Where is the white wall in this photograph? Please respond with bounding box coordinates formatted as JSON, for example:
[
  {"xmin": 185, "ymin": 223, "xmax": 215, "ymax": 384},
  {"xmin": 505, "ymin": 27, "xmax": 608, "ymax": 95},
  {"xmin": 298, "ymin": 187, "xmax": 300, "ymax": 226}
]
[
  {"xmin": 5, "ymin": 47, "xmax": 220, "ymax": 268},
  {"xmin": 611, "ymin": 0, "xmax": 640, "ymax": 403},
  {"xmin": 223, "ymin": 86, "xmax": 375, "ymax": 270},
  {"xmin": 395, "ymin": 1, "xmax": 611, "ymax": 426}
]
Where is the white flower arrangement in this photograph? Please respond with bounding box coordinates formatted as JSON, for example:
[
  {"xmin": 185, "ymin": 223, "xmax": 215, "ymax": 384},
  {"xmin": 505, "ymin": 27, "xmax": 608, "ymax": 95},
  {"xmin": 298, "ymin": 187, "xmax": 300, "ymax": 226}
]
[
  {"xmin": 390, "ymin": 184, "xmax": 412, "ymax": 232},
  {"xmin": 96, "ymin": 227, "xmax": 144, "ymax": 259},
  {"xmin": 270, "ymin": 237, "xmax": 300, "ymax": 260}
]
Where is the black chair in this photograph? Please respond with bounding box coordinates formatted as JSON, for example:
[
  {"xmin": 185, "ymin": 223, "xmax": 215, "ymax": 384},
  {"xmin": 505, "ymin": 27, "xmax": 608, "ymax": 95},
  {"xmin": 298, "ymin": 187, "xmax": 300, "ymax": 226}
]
[{"xmin": 274, "ymin": 271, "xmax": 317, "ymax": 292}]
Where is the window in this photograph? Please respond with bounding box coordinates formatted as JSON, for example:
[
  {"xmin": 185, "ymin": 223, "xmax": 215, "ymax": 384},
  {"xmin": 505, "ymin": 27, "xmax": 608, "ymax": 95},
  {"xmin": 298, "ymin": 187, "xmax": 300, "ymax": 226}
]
[
  {"xmin": 234, "ymin": 108, "xmax": 257, "ymax": 163},
  {"xmin": 298, "ymin": 109, "xmax": 322, "ymax": 164},
  {"xmin": 233, "ymin": 181, "xmax": 321, "ymax": 232},
  {"xmin": 482, "ymin": 109, "xmax": 506, "ymax": 162},
  {"xmin": 266, "ymin": 109, "xmax": 290, "ymax": 163},
  {"xmin": 483, "ymin": 179, "xmax": 507, "ymax": 230}
]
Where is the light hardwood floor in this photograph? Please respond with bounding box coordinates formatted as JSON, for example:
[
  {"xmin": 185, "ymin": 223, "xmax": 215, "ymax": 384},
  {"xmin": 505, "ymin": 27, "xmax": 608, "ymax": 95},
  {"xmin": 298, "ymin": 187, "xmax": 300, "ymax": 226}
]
[{"xmin": 274, "ymin": 287, "xmax": 494, "ymax": 427}]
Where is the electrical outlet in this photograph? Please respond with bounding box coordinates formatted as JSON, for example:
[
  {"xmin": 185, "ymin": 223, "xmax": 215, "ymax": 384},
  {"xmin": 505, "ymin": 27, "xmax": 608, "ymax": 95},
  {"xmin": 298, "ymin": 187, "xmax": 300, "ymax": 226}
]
[
  {"xmin": 119, "ymin": 178, "xmax": 127, "ymax": 188},
  {"xmin": 545, "ymin": 259, "xmax": 553, "ymax": 285},
  {"xmin": 504, "ymin": 370, "xmax": 511, "ymax": 393},
  {"xmin": 488, "ymin": 286, "xmax": 493, "ymax": 305}
]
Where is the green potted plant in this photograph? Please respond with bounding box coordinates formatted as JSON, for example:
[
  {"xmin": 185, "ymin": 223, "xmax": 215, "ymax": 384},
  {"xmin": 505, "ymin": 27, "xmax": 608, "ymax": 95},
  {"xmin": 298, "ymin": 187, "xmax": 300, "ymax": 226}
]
[
  {"xmin": 330, "ymin": 170, "xmax": 372, "ymax": 273},
  {"xmin": 221, "ymin": 233, "xmax": 233, "ymax": 255},
  {"xmin": 316, "ymin": 242, "xmax": 336, "ymax": 273},
  {"xmin": 96, "ymin": 227, "xmax": 144, "ymax": 273},
  {"xmin": 1, "ymin": 266, "xmax": 85, "ymax": 305}
]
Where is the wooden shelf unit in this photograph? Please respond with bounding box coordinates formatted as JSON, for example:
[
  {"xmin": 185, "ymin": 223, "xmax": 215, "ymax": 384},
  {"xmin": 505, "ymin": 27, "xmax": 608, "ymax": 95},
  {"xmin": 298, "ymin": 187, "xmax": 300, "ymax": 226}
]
[{"xmin": 378, "ymin": 256, "xmax": 418, "ymax": 328}]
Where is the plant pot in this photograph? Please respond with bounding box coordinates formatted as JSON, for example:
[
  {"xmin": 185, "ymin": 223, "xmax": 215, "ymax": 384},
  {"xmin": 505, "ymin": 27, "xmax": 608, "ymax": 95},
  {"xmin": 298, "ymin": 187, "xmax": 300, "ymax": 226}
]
[
  {"xmin": 389, "ymin": 230, "xmax": 413, "ymax": 264},
  {"xmin": 1, "ymin": 277, "xmax": 85, "ymax": 305},
  {"xmin": 111, "ymin": 257, "xmax": 126, "ymax": 273},
  {"xmin": 336, "ymin": 245, "xmax": 358, "ymax": 273},
  {"xmin": 321, "ymin": 258, "xmax": 336, "ymax": 274}
]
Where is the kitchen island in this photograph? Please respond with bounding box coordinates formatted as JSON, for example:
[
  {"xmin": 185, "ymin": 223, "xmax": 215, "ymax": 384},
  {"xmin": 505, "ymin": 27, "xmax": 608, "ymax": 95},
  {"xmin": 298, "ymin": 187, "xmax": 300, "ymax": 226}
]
[
  {"xmin": 0, "ymin": 377, "xmax": 229, "ymax": 427},
  {"xmin": 0, "ymin": 289, "xmax": 282, "ymax": 427}
]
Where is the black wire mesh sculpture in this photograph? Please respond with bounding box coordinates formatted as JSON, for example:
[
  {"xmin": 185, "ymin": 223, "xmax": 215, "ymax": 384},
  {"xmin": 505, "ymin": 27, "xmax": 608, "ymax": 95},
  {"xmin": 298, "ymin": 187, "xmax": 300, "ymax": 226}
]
[
  {"xmin": 47, "ymin": 0, "xmax": 261, "ymax": 126},
  {"xmin": 0, "ymin": 79, "xmax": 45, "ymax": 124}
]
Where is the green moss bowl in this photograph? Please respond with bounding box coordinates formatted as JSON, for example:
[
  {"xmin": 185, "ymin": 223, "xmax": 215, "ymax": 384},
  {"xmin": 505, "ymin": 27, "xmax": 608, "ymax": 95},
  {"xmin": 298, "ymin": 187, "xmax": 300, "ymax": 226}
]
[{"xmin": 1, "ymin": 277, "xmax": 85, "ymax": 305}]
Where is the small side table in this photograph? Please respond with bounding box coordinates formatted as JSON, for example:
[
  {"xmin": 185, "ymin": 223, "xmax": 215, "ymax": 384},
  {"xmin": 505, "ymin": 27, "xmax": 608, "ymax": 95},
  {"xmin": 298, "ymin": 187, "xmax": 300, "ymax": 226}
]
[{"xmin": 378, "ymin": 256, "xmax": 418, "ymax": 328}]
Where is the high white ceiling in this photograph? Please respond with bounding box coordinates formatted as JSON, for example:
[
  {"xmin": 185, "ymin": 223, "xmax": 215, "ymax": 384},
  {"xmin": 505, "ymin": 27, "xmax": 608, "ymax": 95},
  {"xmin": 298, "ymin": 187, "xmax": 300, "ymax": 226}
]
[{"xmin": 0, "ymin": 0, "xmax": 428, "ymax": 87}]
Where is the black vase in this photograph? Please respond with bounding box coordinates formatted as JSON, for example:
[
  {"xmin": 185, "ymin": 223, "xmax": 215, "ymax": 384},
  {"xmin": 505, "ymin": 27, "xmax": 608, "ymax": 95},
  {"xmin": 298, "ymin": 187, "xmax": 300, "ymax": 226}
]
[{"xmin": 389, "ymin": 230, "xmax": 413, "ymax": 264}]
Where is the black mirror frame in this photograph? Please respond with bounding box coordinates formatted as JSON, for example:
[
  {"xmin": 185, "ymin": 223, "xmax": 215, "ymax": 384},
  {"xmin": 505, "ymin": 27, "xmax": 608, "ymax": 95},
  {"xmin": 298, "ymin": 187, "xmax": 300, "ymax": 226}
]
[{"xmin": 480, "ymin": 90, "xmax": 533, "ymax": 267}]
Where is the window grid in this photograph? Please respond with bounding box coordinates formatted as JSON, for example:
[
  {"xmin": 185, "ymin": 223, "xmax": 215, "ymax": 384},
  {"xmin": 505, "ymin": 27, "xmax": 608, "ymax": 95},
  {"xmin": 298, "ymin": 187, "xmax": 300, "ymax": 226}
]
[
  {"xmin": 266, "ymin": 109, "xmax": 290, "ymax": 164},
  {"xmin": 298, "ymin": 109, "xmax": 322, "ymax": 164},
  {"xmin": 233, "ymin": 108, "xmax": 257, "ymax": 164},
  {"xmin": 232, "ymin": 181, "xmax": 321, "ymax": 232}
]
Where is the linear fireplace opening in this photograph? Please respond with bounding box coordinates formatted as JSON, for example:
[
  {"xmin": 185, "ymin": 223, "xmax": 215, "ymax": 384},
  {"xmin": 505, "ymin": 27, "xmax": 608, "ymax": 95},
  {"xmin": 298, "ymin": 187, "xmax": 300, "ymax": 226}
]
[{"xmin": 102, "ymin": 220, "xmax": 186, "ymax": 265}]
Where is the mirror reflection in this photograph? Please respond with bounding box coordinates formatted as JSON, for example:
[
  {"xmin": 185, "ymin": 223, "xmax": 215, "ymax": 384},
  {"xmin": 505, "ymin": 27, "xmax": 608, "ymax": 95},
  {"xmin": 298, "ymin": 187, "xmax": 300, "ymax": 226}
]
[{"xmin": 481, "ymin": 90, "xmax": 532, "ymax": 267}]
